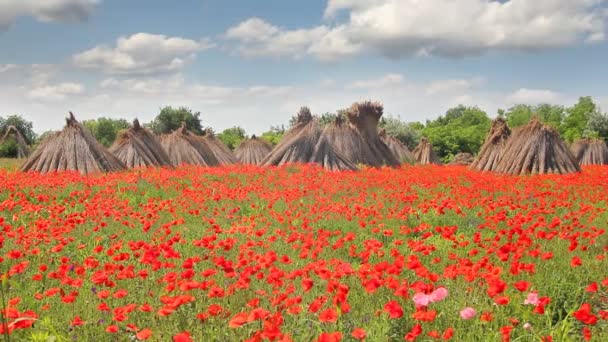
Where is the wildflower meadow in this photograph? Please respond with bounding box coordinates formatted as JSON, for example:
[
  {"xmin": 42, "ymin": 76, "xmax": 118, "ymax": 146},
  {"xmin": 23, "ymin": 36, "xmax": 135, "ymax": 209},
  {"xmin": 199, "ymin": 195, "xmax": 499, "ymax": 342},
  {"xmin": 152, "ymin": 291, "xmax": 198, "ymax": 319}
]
[{"xmin": 0, "ymin": 164, "xmax": 606, "ymax": 341}]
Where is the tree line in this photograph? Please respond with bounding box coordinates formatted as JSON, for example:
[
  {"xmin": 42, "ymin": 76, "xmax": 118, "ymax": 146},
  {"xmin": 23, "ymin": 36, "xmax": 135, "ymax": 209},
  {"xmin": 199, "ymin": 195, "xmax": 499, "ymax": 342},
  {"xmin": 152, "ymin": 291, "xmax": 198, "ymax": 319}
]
[{"xmin": 1, "ymin": 97, "xmax": 607, "ymax": 162}]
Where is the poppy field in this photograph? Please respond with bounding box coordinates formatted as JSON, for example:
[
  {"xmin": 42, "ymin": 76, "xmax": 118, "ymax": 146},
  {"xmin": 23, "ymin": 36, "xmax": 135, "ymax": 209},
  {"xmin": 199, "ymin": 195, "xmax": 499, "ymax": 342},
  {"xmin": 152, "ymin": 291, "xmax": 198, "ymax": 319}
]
[{"xmin": 0, "ymin": 165, "xmax": 607, "ymax": 341}]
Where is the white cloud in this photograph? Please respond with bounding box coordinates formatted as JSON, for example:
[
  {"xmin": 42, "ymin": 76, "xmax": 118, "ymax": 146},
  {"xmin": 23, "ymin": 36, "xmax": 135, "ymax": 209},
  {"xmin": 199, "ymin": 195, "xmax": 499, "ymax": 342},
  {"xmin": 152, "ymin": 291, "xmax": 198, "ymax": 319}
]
[
  {"xmin": 226, "ymin": 0, "xmax": 608, "ymax": 60},
  {"xmin": 426, "ymin": 78, "xmax": 484, "ymax": 95},
  {"xmin": 347, "ymin": 73, "xmax": 404, "ymax": 89},
  {"xmin": 1, "ymin": 66, "xmax": 603, "ymax": 137},
  {"xmin": 0, "ymin": 0, "xmax": 99, "ymax": 31},
  {"xmin": 506, "ymin": 88, "xmax": 561, "ymax": 104},
  {"xmin": 73, "ymin": 33, "xmax": 210, "ymax": 75},
  {"xmin": 0, "ymin": 64, "xmax": 17, "ymax": 73},
  {"xmin": 224, "ymin": 18, "xmax": 330, "ymax": 59},
  {"xmin": 28, "ymin": 82, "xmax": 84, "ymax": 101}
]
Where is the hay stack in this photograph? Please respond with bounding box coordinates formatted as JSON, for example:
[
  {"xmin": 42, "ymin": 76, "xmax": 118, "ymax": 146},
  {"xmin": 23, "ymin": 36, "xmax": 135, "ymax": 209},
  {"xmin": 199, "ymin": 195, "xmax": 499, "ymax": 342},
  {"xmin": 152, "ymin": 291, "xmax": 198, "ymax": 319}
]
[
  {"xmin": 494, "ymin": 118, "xmax": 580, "ymax": 175},
  {"xmin": 262, "ymin": 107, "xmax": 322, "ymax": 166},
  {"xmin": 235, "ymin": 135, "xmax": 272, "ymax": 165},
  {"xmin": 1, "ymin": 125, "xmax": 30, "ymax": 158},
  {"xmin": 338, "ymin": 102, "xmax": 399, "ymax": 167},
  {"xmin": 310, "ymin": 116, "xmax": 358, "ymax": 171},
  {"xmin": 379, "ymin": 129, "xmax": 414, "ymax": 164},
  {"xmin": 570, "ymin": 138, "xmax": 608, "ymax": 165},
  {"xmin": 450, "ymin": 152, "xmax": 474, "ymax": 165},
  {"xmin": 413, "ymin": 138, "xmax": 442, "ymax": 165},
  {"xmin": 470, "ymin": 118, "xmax": 511, "ymax": 172},
  {"xmin": 159, "ymin": 124, "xmax": 220, "ymax": 167},
  {"xmin": 202, "ymin": 128, "xmax": 237, "ymax": 164},
  {"xmin": 109, "ymin": 119, "xmax": 172, "ymax": 168},
  {"xmin": 21, "ymin": 112, "xmax": 126, "ymax": 174}
]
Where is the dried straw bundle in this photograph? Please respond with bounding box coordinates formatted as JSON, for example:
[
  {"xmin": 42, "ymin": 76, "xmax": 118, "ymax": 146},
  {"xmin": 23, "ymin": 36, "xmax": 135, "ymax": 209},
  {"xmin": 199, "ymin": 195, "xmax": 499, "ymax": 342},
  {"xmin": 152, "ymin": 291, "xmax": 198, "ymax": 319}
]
[
  {"xmin": 110, "ymin": 119, "xmax": 172, "ymax": 168},
  {"xmin": 262, "ymin": 107, "xmax": 322, "ymax": 166},
  {"xmin": 450, "ymin": 152, "xmax": 474, "ymax": 165},
  {"xmin": 310, "ymin": 116, "xmax": 358, "ymax": 171},
  {"xmin": 341, "ymin": 101, "xmax": 399, "ymax": 167},
  {"xmin": 494, "ymin": 118, "xmax": 580, "ymax": 175},
  {"xmin": 413, "ymin": 138, "xmax": 442, "ymax": 165},
  {"xmin": 21, "ymin": 112, "xmax": 125, "ymax": 174},
  {"xmin": 202, "ymin": 128, "xmax": 237, "ymax": 164},
  {"xmin": 379, "ymin": 129, "xmax": 414, "ymax": 164},
  {"xmin": 159, "ymin": 124, "xmax": 220, "ymax": 166},
  {"xmin": 235, "ymin": 135, "xmax": 272, "ymax": 165},
  {"xmin": 470, "ymin": 118, "xmax": 511, "ymax": 172},
  {"xmin": 570, "ymin": 138, "xmax": 608, "ymax": 165}
]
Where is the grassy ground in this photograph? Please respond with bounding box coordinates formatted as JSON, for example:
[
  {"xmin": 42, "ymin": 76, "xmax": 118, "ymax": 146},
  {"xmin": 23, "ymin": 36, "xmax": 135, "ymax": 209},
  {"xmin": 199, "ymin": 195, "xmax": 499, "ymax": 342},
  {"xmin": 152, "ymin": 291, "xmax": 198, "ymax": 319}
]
[
  {"xmin": 0, "ymin": 158, "xmax": 23, "ymax": 171},
  {"xmin": 0, "ymin": 164, "xmax": 606, "ymax": 341}
]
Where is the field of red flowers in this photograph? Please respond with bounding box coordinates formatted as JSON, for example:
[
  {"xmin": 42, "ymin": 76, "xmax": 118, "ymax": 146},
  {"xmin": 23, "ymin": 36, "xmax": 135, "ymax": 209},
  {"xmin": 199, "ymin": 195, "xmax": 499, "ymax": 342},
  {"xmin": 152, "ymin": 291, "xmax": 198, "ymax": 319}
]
[{"xmin": 0, "ymin": 164, "xmax": 606, "ymax": 341}]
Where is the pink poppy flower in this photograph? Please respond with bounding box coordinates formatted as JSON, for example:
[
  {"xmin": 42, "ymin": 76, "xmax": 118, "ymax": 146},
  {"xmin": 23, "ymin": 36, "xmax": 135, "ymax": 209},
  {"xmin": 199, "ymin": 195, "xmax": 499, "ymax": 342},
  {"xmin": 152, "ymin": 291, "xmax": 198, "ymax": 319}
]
[
  {"xmin": 524, "ymin": 292, "xmax": 540, "ymax": 306},
  {"xmin": 460, "ymin": 307, "xmax": 476, "ymax": 320},
  {"xmin": 429, "ymin": 287, "xmax": 448, "ymax": 303}
]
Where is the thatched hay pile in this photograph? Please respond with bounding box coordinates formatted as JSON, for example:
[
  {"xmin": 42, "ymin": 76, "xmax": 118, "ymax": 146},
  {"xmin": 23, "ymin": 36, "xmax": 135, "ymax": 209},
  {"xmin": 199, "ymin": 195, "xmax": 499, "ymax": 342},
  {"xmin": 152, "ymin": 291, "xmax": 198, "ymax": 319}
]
[
  {"xmin": 1, "ymin": 125, "xmax": 30, "ymax": 158},
  {"xmin": 235, "ymin": 135, "xmax": 272, "ymax": 165},
  {"xmin": 109, "ymin": 119, "xmax": 172, "ymax": 168},
  {"xmin": 470, "ymin": 118, "xmax": 511, "ymax": 172},
  {"xmin": 379, "ymin": 129, "xmax": 414, "ymax": 164},
  {"xmin": 310, "ymin": 116, "xmax": 358, "ymax": 171},
  {"xmin": 202, "ymin": 128, "xmax": 237, "ymax": 164},
  {"xmin": 21, "ymin": 112, "xmax": 126, "ymax": 174},
  {"xmin": 262, "ymin": 107, "xmax": 322, "ymax": 166},
  {"xmin": 337, "ymin": 102, "xmax": 399, "ymax": 167},
  {"xmin": 413, "ymin": 138, "xmax": 442, "ymax": 165},
  {"xmin": 159, "ymin": 124, "xmax": 220, "ymax": 167},
  {"xmin": 494, "ymin": 118, "xmax": 580, "ymax": 175},
  {"xmin": 450, "ymin": 152, "xmax": 474, "ymax": 165},
  {"xmin": 570, "ymin": 138, "xmax": 608, "ymax": 165}
]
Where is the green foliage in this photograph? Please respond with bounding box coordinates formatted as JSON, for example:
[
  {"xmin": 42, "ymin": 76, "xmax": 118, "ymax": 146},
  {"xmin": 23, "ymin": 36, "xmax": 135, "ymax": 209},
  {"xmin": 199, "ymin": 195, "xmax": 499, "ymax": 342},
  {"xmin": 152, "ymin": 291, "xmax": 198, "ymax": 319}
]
[
  {"xmin": 562, "ymin": 96, "xmax": 598, "ymax": 143},
  {"xmin": 82, "ymin": 117, "xmax": 130, "ymax": 147},
  {"xmin": 0, "ymin": 139, "xmax": 18, "ymax": 158},
  {"xmin": 148, "ymin": 106, "xmax": 203, "ymax": 135},
  {"xmin": 0, "ymin": 114, "xmax": 36, "ymax": 144},
  {"xmin": 586, "ymin": 111, "xmax": 608, "ymax": 141},
  {"xmin": 502, "ymin": 104, "xmax": 565, "ymax": 130},
  {"xmin": 260, "ymin": 125, "xmax": 285, "ymax": 146},
  {"xmin": 421, "ymin": 105, "xmax": 491, "ymax": 162},
  {"xmin": 217, "ymin": 126, "xmax": 247, "ymax": 150},
  {"xmin": 379, "ymin": 116, "xmax": 422, "ymax": 150},
  {"xmin": 503, "ymin": 104, "xmax": 534, "ymax": 128}
]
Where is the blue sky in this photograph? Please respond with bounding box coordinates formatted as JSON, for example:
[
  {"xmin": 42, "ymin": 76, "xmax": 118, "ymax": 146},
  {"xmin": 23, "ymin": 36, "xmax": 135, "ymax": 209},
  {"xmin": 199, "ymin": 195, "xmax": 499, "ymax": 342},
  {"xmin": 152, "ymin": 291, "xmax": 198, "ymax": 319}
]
[{"xmin": 1, "ymin": 0, "xmax": 607, "ymax": 134}]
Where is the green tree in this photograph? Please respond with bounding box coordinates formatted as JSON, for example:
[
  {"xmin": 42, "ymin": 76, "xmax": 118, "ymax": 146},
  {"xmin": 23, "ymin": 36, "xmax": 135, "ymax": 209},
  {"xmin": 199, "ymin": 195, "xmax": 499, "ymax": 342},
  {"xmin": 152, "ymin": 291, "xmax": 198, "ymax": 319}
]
[
  {"xmin": 562, "ymin": 96, "xmax": 598, "ymax": 142},
  {"xmin": 0, "ymin": 139, "xmax": 18, "ymax": 158},
  {"xmin": 0, "ymin": 114, "xmax": 36, "ymax": 144},
  {"xmin": 217, "ymin": 126, "xmax": 247, "ymax": 150},
  {"xmin": 535, "ymin": 104, "xmax": 565, "ymax": 129},
  {"xmin": 82, "ymin": 117, "xmax": 130, "ymax": 147},
  {"xmin": 422, "ymin": 105, "xmax": 491, "ymax": 162},
  {"xmin": 379, "ymin": 116, "xmax": 422, "ymax": 150},
  {"xmin": 586, "ymin": 110, "xmax": 608, "ymax": 141},
  {"xmin": 503, "ymin": 104, "xmax": 534, "ymax": 128},
  {"xmin": 148, "ymin": 106, "xmax": 203, "ymax": 135},
  {"xmin": 260, "ymin": 125, "xmax": 285, "ymax": 146}
]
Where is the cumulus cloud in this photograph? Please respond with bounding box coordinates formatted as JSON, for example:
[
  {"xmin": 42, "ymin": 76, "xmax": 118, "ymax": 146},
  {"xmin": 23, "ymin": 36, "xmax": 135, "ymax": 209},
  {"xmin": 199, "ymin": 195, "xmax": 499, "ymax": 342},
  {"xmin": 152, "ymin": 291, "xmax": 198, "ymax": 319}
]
[
  {"xmin": 225, "ymin": 17, "xmax": 329, "ymax": 59},
  {"xmin": 225, "ymin": 0, "xmax": 608, "ymax": 60},
  {"xmin": 0, "ymin": 0, "xmax": 99, "ymax": 31},
  {"xmin": 347, "ymin": 73, "xmax": 404, "ymax": 89},
  {"xmin": 506, "ymin": 88, "xmax": 562, "ymax": 104},
  {"xmin": 1, "ymin": 65, "xmax": 600, "ymax": 138},
  {"xmin": 73, "ymin": 33, "xmax": 211, "ymax": 75},
  {"xmin": 28, "ymin": 82, "xmax": 84, "ymax": 101}
]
